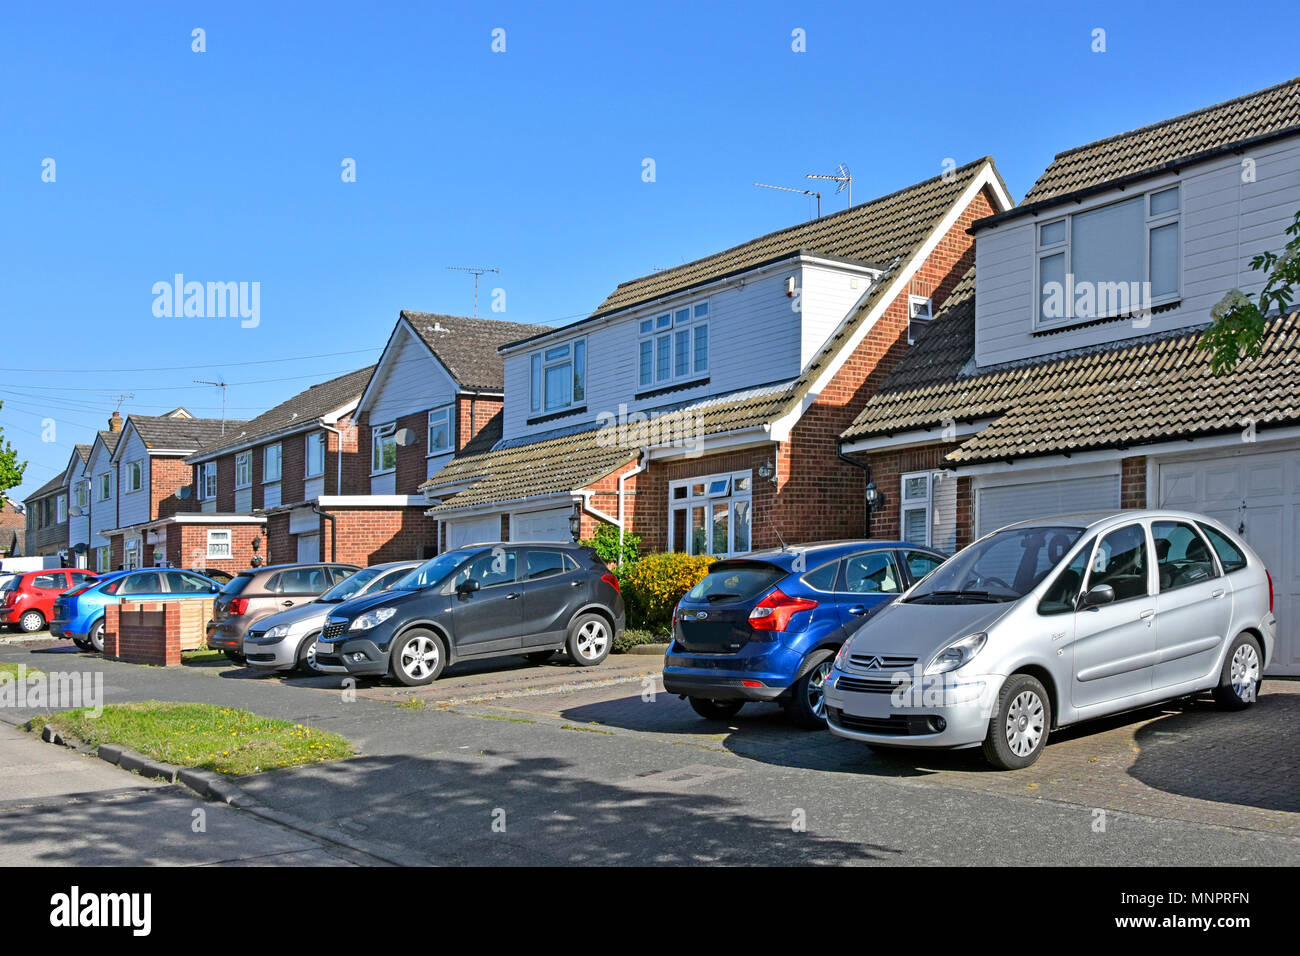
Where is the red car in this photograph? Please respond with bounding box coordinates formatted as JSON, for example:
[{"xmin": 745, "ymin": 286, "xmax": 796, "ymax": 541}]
[{"xmin": 0, "ymin": 569, "xmax": 100, "ymax": 633}]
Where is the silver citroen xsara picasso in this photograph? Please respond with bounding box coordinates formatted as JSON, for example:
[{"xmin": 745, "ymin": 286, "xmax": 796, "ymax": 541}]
[{"xmin": 825, "ymin": 510, "xmax": 1276, "ymax": 769}]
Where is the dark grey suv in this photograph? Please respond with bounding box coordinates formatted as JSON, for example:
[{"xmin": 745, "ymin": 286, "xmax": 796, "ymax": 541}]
[{"xmin": 315, "ymin": 543, "xmax": 626, "ymax": 685}]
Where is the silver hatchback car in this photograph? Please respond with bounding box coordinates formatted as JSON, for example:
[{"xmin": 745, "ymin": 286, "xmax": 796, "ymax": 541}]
[
  {"xmin": 825, "ymin": 510, "xmax": 1277, "ymax": 769},
  {"xmin": 243, "ymin": 560, "xmax": 421, "ymax": 674}
]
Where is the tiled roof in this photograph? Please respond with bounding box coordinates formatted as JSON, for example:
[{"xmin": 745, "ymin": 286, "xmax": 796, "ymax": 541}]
[
  {"xmin": 24, "ymin": 473, "xmax": 65, "ymax": 500},
  {"xmin": 95, "ymin": 430, "xmax": 120, "ymax": 457},
  {"xmin": 190, "ymin": 367, "xmax": 373, "ymax": 460},
  {"xmin": 1022, "ymin": 78, "xmax": 1300, "ymax": 205},
  {"xmin": 587, "ymin": 158, "xmax": 1005, "ymax": 319},
  {"xmin": 842, "ymin": 311, "xmax": 1300, "ymax": 465},
  {"xmin": 130, "ymin": 414, "xmax": 249, "ymax": 454},
  {"xmin": 402, "ymin": 313, "xmax": 553, "ymax": 389},
  {"xmin": 872, "ymin": 264, "xmax": 976, "ymax": 392},
  {"xmin": 74, "ymin": 444, "xmax": 91, "ymax": 464},
  {"xmin": 421, "ymin": 382, "xmax": 797, "ymax": 513}
]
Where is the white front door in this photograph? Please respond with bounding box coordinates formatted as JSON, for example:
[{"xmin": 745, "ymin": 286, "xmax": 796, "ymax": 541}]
[
  {"xmin": 297, "ymin": 533, "xmax": 321, "ymax": 563},
  {"xmin": 509, "ymin": 507, "xmax": 572, "ymax": 543},
  {"xmin": 1158, "ymin": 444, "xmax": 1300, "ymax": 675},
  {"xmin": 445, "ymin": 515, "xmax": 499, "ymax": 550}
]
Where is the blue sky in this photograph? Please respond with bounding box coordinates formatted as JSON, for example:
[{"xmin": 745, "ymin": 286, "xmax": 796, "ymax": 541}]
[{"xmin": 3, "ymin": 0, "xmax": 1297, "ymax": 501}]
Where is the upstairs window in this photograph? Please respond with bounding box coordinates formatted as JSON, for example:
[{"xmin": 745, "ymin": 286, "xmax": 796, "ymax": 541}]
[
  {"xmin": 198, "ymin": 462, "xmax": 217, "ymax": 500},
  {"xmin": 56, "ymin": 495, "xmax": 67, "ymax": 523},
  {"xmin": 529, "ymin": 339, "xmax": 586, "ymax": 414},
  {"xmin": 125, "ymin": 460, "xmax": 143, "ymax": 493},
  {"xmin": 96, "ymin": 472, "xmax": 112, "ymax": 501},
  {"xmin": 907, "ymin": 295, "xmax": 933, "ymax": 345},
  {"xmin": 235, "ymin": 453, "xmax": 252, "ymax": 489},
  {"xmin": 305, "ymin": 433, "xmax": 326, "ymax": 478},
  {"xmin": 263, "ymin": 444, "xmax": 282, "ymax": 483},
  {"xmin": 75, "ymin": 481, "xmax": 88, "ymax": 510},
  {"xmin": 427, "ymin": 406, "xmax": 454, "ymax": 456},
  {"xmin": 639, "ymin": 300, "xmax": 708, "ymax": 389},
  {"xmin": 1037, "ymin": 185, "xmax": 1180, "ymax": 327},
  {"xmin": 371, "ymin": 423, "xmax": 397, "ymax": 474}
]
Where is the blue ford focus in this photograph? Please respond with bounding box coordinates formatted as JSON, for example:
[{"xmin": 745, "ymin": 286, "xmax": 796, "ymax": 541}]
[
  {"xmin": 51, "ymin": 568, "xmax": 222, "ymax": 653},
  {"xmin": 663, "ymin": 540, "xmax": 946, "ymax": 727}
]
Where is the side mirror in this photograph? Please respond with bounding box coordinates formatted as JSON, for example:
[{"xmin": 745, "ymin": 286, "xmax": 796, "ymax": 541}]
[
  {"xmin": 210, "ymin": 584, "xmax": 221, "ymax": 594},
  {"xmin": 456, "ymin": 579, "xmax": 480, "ymax": 595},
  {"xmin": 1080, "ymin": 584, "xmax": 1116, "ymax": 608}
]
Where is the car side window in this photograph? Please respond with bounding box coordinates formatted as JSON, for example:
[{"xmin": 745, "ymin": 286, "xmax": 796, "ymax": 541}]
[
  {"xmin": 801, "ymin": 559, "xmax": 839, "ymax": 592},
  {"xmin": 901, "ymin": 550, "xmax": 944, "ymax": 583},
  {"xmin": 71, "ymin": 572, "xmax": 96, "ymax": 585},
  {"xmin": 1197, "ymin": 523, "xmax": 1248, "ymax": 573},
  {"xmin": 839, "ymin": 551, "xmax": 902, "ymax": 594},
  {"xmin": 524, "ymin": 550, "xmax": 567, "ymax": 580},
  {"xmin": 1151, "ymin": 521, "xmax": 1219, "ymax": 592},
  {"xmin": 369, "ymin": 568, "xmax": 413, "ymax": 591},
  {"xmin": 119, "ymin": 572, "xmax": 163, "ymax": 596},
  {"xmin": 457, "ymin": 550, "xmax": 518, "ymax": 589},
  {"xmin": 276, "ymin": 568, "xmax": 329, "ymax": 593},
  {"xmin": 1085, "ymin": 524, "xmax": 1149, "ymax": 601},
  {"xmin": 328, "ymin": 567, "xmax": 357, "ymax": 586},
  {"xmin": 1038, "ymin": 538, "xmax": 1095, "ymax": 616},
  {"xmin": 167, "ymin": 571, "xmax": 213, "ymax": 593},
  {"xmin": 33, "ymin": 573, "xmax": 62, "ymax": 589}
]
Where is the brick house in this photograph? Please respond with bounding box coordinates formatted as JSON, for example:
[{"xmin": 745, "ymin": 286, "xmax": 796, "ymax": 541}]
[
  {"xmin": 420, "ymin": 159, "xmax": 1013, "ymax": 555},
  {"xmin": 0, "ymin": 501, "xmax": 23, "ymax": 557},
  {"xmin": 839, "ymin": 79, "xmax": 1300, "ymax": 675}
]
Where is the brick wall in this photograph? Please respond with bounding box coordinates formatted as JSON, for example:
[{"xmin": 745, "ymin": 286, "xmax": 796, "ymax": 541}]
[
  {"xmin": 103, "ymin": 600, "xmax": 208, "ymax": 666},
  {"xmin": 164, "ymin": 523, "xmax": 264, "ymax": 573},
  {"xmin": 281, "ymin": 434, "xmax": 306, "ymax": 504},
  {"xmin": 215, "ymin": 454, "xmax": 236, "ymax": 512},
  {"xmin": 150, "ymin": 456, "xmax": 194, "ymax": 519},
  {"xmin": 320, "ymin": 506, "xmax": 437, "ymax": 566},
  {"xmin": 457, "ymin": 395, "xmax": 503, "ymax": 450},
  {"xmin": 1121, "ymin": 456, "xmax": 1148, "ymax": 508}
]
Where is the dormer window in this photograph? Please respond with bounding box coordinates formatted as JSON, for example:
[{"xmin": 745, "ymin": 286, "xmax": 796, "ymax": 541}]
[
  {"xmin": 1037, "ymin": 184, "xmax": 1180, "ymax": 328},
  {"xmin": 638, "ymin": 300, "xmax": 708, "ymax": 389},
  {"xmin": 529, "ymin": 339, "xmax": 586, "ymax": 414},
  {"xmin": 907, "ymin": 295, "xmax": 933, "ymax": 345}
]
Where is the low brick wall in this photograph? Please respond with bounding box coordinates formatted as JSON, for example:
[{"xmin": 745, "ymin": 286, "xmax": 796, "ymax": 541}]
[{"xmin": 104, "ymin": 599, "xmax": 213, "ymax": 666}]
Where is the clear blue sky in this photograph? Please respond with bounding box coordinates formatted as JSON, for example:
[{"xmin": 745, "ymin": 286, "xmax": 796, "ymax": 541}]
[{"xmin": 3, "ymin": 0, "xmax": 1296, "ymax": 501}]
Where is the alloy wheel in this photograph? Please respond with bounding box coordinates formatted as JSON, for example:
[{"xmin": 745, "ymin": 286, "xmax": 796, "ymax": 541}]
[
  {"xmin": 806, "ymin": 660, "xmax": 833, "ymax": 718},
  {"xmin": 1230, "ymin": 642, "xmax": 1261, "ymax": 701},
  {"xmin": 400, "ymin": 635, "xmax": 440, "ymax": 680},
  {"xmin": 1004, "ymin": 690, "xmax": 1045, "ymax": 757},
  {"xmin": 574, "ymin": 620, "xmax": 609, "ymax": 661}
]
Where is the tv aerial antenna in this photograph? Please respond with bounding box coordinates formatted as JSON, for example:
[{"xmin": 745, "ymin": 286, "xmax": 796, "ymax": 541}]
[
  {"xmin": 807, "ymin": 163, "xmax": 852, "ymax": 208},
  {"xmin": 106, "ymin": 392, "xmax": 134, "ymax": 415},
  {"xmin": 753, "ymin": 182, "xmax": 821, "ymax": 219},
  {"xmin": 446, "ymin": 265, "xmax": 500, "ymax": 317},
  {"xmin": 194, "ymin": 378, "xmax": 228, "ymax": 435}
]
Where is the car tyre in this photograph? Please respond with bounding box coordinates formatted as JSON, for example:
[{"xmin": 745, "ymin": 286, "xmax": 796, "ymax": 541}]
[
  {"xmin": 688, "ymin": 697, "xmax": 743, "ymax": 721},
  {"xmin": 72, "ymin": 637, "xmax": 91, "ymax": 651},
  {"xmin": 784, "ymin": 653, "xmax": 834, "ymax": 729},
  {"xmin": 981, "ymin": 673, "xmax": 1050, "ymax": 770},
  {"xmin": 223, "ymin": 649, "xmax": 246, "ymax": 664},
  {"xmin": 89, "ymin": 619, "xmax": 106, "ymax": 654},
  {"xmin": 526, "ymin": 650, "xmax": 555, "ymax": 664},
  {"xmin": 295, "ymin": 635, "xmax": 322, "ymax": 676},
  {"xmin": 1213, "ymin": 632, "xmax": 1263, "ymax": 710},
  {"xmin": 566, "ymin": 613, "xmax": 611, "ymax": 666},
  {"xmin": 18, "ymin": 610, "xmax": 45, "ymax": 633},
  {"xmin": 391, "ymin": 629, "xmax": 445, "ymax": 686}
]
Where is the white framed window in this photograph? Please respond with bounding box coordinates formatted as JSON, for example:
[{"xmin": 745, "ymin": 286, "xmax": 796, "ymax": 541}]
[
  {"xmin": 638, "ymin": 300, "xmax": 708, "ymax": 389},
  {"xmin": 900, "ymin": 471, "xmax": 932, "ymax": 547},
  {"xmin": 234, "ymin": 452, "xmax": 252, "ymax": 489},
  {"xmin": 56, "ymin": 495, "xmax": 67, "ymax": 523},
  {"xmin": 96, "ymin": 545, "xmax": 110, "ymax": 572},
  {"xmin": 427, "ymin": 406, "xmax": 454, "ymax": 456},
  {"xmin": 305, "ymin": 433, "xmax": 326, "ymax": 478},
  {"xmin": 907, "ymin": 295, "xmax": 933, "ymax": 345},
  {"xmin": 263, "ymin": 443, "xmax": 282, "ymax": 483},
  {"xmin": 96, "ymin": 472, "xmax": 112, "ymax": 501},
  {"xmin": 124, "ymin": 539, "xmax": 140, "ymax": 571},
  {"xmin": 206, "ymin": 529, "xmax": 232, "ymax": 559},
  {"xmin": 198, "ymin": 462, "xmax": 217, "ymax": 500},
  {"xmin": 668, "ymin": 470, "xmax": 752, "ymax": 558},
  {"xmin": 529, "ymin": 338, "xmax": 586, "ymax": 414},
  {"xmin": 1036, "ymin": 184, "xmax": 1180, "ymax": 327},
  {"xmin": 75, "ymin": 481, "xmax": 88, "ymax": 510},
  {"xmin": 125, "ymin": 460, "xmax": 143, "ymax": 493},
  {"xmin": 371, "ymin": 423, "xmax": 397, "ymax": 474}
]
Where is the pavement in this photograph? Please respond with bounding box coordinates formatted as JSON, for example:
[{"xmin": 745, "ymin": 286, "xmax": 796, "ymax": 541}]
[{"xmin": 1, "ymin": 632, "xmax": 1298, "ymax": 866}]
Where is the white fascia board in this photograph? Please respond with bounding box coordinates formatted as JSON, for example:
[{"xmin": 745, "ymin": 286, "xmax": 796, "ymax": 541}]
[
  {"xmin": 186, "ymin": 415, "xmax": 350, "ymax": 465},
  {"xmin": 146, "ymin": 447, "xmax": 201, "ymax": 457},
  {"xmin": 840, "ymin": 419, "xmax": 994, "ymax": 455},
  {"xmin": 357, "ymin": 317, "xmax": 458, "ymax": 414},
  {"xmin": 315, "ymin": 495, "xmax": 426, "ymax": 507},
  {"xmin": 645, "ymin": 427, "xmax": 774, "ymax": 462},
  {"xmin": 770, "ymin": 163, "xmax": 1011, "ymax": 443}
]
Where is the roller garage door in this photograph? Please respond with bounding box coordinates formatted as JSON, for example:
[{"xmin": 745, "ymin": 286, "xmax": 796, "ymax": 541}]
[
  {"xmin": 510, "ymin": 507, "xmax": 572, "ymax": 542},
  {"xmin": 975, "ymin": 472, "xmax": 1120, "ymax": 538},
  {"xmin": 1158, "ymin": 444, "xmax": 1300, "ymax": 675},
  {"xmin": 445, "ymin": 515, "xmax": 500, "ymax": 549}
]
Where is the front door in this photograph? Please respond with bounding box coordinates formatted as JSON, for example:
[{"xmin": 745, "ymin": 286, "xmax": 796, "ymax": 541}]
[
  {"xmin": 1071, "ymin": 523, "xmax": 1157, "ymax": 709},
  {"xmin": 449, "ymin": 548, "xmax": 523, "ymax": 655},
  {"xmin": 1150, "ymin": 520, "xmax": 1233, "ymax": 689}
]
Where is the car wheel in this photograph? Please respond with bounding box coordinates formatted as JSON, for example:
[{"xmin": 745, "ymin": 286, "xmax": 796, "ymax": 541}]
[
  {"xmin": 89, "ymin": 619, "xmax": 106, "ymax": 654},
  {"xmin": 784, "ymin": 653, "xmax": 834, "ymax": 729},
  {"xmin": 526, "ymin": 650, "xmax": 555, "ymax": 664},
  {"xmin": 72, "ymin": 637, "xmax": 91, "ymax": 651},
  {"xmin": 688, "ymin": 697, "xmax": 743, "ymax": 721},
  {"xmin": 1213, "ymin": 633, "xmax": 1263, "ymax": 710},
  {"xmin": 566, "ymin": 613, "xmax": 611, "ymax": 666},
  {"xmin": 223, "ymin": 649, "xmax": 246, "ymax": 664},
  {"xmin": 295, "ymin": 635, "xmax": 322, "ymax": 675},
  {"xmin": 18, "ymin": 610, "xmax": 45, "ymax": 634},
  {"xmin": 391, "ymin": 629, "xmax": 445, "ymax": 686},
  {"xmin": 981, "ymin": 673, "xmax": 1050, "ymax": 770}
]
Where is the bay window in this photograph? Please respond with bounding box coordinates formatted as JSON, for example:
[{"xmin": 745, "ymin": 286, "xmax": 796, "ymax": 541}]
[
  {"xmin": 529, "ymin": 339, "xmax": 586, "ymax": 414},
  {"xmin": 639, "ymin": 300, "xmax": 708, "ymax": 389},
  {"xmin": 669, "ymin": 470, "xmax": 752, "ymax": 558}
]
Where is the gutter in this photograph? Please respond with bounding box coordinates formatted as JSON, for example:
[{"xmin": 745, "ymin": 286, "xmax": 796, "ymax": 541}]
[
  {"xmin": 311, "ymin": 502, "xmax": 337, "ymax": 562},
  {"xmin": 616, "ymin": 449, "xmax": 648, "ymax": 567},
  {"xmin": 836, "ymin": 445, "xmax": 873, "ymax": 538},
  {"xmin": 317, "ymin": 419, "xmax": 346, "ymax": 495}
]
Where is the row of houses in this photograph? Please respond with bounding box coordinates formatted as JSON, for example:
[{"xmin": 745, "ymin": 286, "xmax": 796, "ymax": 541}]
[{"xmin": 21, "ymin": 79, "xmax": 1300, "ymax": 674}]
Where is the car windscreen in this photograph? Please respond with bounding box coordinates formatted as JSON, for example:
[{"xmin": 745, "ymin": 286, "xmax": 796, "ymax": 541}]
[
  {"xmin": 389, "ymin": 549, "xmax": 483, "ymax": 590},
  {"xmin": 220, "ymin": 574, "xmax": 254, "ymax": 597},
  {"xmin": 905, "ymin": 526, "xmax": 1084, "ymax": 604},
  {"xmin": 0, "ymin": 574, "xmax": 15, "ymax": 591},
  {"xmin": 685, "ymin": 562, "xmax": 785, "ymax": 604},
  {"xmin": 318, "ymin": 565, "xmax": 385, "ymax": 602}
]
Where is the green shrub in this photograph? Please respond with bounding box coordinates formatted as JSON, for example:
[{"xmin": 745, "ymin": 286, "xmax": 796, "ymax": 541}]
[
  {"xmin": 620, "ymin": 551, "xmax": 715, "ymax": 630},
  {"xmin": 613, "ymin": 627, "xmax": 669, "ymax": 654},
  {"xmin": 579, "ymin": 522, "xmax": 641, "ymax": 568}
]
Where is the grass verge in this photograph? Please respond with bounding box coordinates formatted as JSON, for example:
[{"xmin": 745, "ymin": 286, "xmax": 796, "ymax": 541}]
[
  {"xmin": 0, "ymin": 662, "xmax": 45, "ymax": 680},
  {"xmin": 29, "ymin": 700, "xmax": 353, "ymax": 776}
]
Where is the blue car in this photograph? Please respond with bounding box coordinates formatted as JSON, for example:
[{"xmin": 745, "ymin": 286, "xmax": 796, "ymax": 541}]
[
  {"xmin": 663, "ymin": 540, "xmax": 947, "ymax": 727},
  {"xmin": 52, "ymin": 568, "xmax": 223, "ymax": 653}
]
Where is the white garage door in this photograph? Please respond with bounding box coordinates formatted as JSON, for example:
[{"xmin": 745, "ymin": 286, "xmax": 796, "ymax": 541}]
[
  {"xmin": 445, "ymin": 515, "xmax": 500, "ymax": 549},
  {"xmin": 1159, "ymin": 445, "xmax": 1300, "ymax": 676},
  {"xmin": 976, "ymin": 474, "xmax": 1120, "ymax": 537},
  {"xmin": 510, "ymin": 507, "xmax": 572, "ymax": 542}
]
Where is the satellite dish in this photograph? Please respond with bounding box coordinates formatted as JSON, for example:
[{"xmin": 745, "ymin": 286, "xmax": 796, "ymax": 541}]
[
  {"xmin": 69, "ymin": 506, "xmax": 84, "ymax": 517},
  {"xmin": 177, "ymin": 486, "xmax": 193, "ymax": 500},
  {"xmin": 73, "ymin": 543, "xmax": 87, "ymax": 554},
  {"xmin": 394, "ymin": 428, "xmax": 417, "ymax": 447}
]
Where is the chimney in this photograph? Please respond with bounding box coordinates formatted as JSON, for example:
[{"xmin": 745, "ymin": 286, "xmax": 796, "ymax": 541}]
[{"xmin": 108, "ymin": 411, "xmax": 123, "ymax": 433}]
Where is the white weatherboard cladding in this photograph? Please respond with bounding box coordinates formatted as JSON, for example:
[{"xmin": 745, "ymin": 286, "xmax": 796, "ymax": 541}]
[
  {"xmin": 1157, "ymin": 442, "xmax": 1300, "ymax": 675},
  {"xmin": 367, "ymin": 326, "xmax": 458, "ymax": 424},
  {"xmin": 501, "ymin": 264, "xmax": 867, "ymax": 442},
  {"xmin": 201, "ymin": 499, "xmax": 217, "ymax": 514},
  {"xmin": 975, "ymin": 473, "xmax": 1120, "ymax": 537},
  {"xmin": 288, "ymin": 507, "xmax": 318, "ymax": 535},
  {"xmin": 446, "ymin": 515, "xmax": 499, "ymax": 549},
  {"xmin": 509, "ymin": 507, "xmax": 571, "ymax": 542},
  {"xmin": 235, "ymin": 488, "xmax": 252, "ymax": 513},
  {"xmin": 86, "ymin": 441, "xmax": 116, "ymax": 550},
  {"xmin": 67, "ymin": 461, "xmax": 90, "ymax": 552},
  {"xmin": 263, "ymin": 482, "xmax": 281, "ymax": 510},
  {"xmin": 370, "ymin": 471, "xmax": 396, "ymax": 495},
  {"xmin": 296, "ymin": 533, "xmax": 321, "ymax": 563},
  {"xmin": 304, "ymin": 476, "xmax": 325, "ymax": 499},
  {"xmin": 974, "ymin": 135, "xmax": 1300, "ymax": 367},
  {"xmin": 426, "ymin": 452, "xmax": 453, "ymax": 482},
  {"xmin": 115, "ymin": 429, "xmax": 152, "ymax": 529}
]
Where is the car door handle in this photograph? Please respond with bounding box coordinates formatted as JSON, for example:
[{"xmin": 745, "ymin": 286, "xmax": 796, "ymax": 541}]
[
  {"xmin": 570, "ymin": 581, "xmax": 581, "ymax": 587},
  {"xmin": 505, "ymin": 592, "xmax": 520, "ymax": 600},
  {"xmin": 1212, "ymin": 588, "xmax": 1226, "ymax": 599},
  {"xmin": 282, "ymin": 600, "xmax": 295, "ymax": 607},
  {"xmin": 1139, "ymin": 608, "xmax": 1155, "ymax": 624},
  {"xmin": 847, "ymin": 605, "xmax": 868, "ymax": 616}
]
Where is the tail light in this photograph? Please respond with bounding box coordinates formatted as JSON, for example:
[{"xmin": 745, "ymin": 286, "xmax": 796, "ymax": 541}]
[
  {"xmin": 748, "ymin": 589, "xmax": 818, "ymax": 632},
  {"xmin": 600, "ymin": 573, "xmax": 620, "ymax": 594},
  {"xmin": 1267, "ymin": 570, "xmax": 1274, "ymax": 614},
  {"xmin": 2, "ymin": 591, "xmax": 15, "ymax": 606},
  {"xmin": 227, "ymin": 598, "xmax": 250, "ymax": 616}
]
